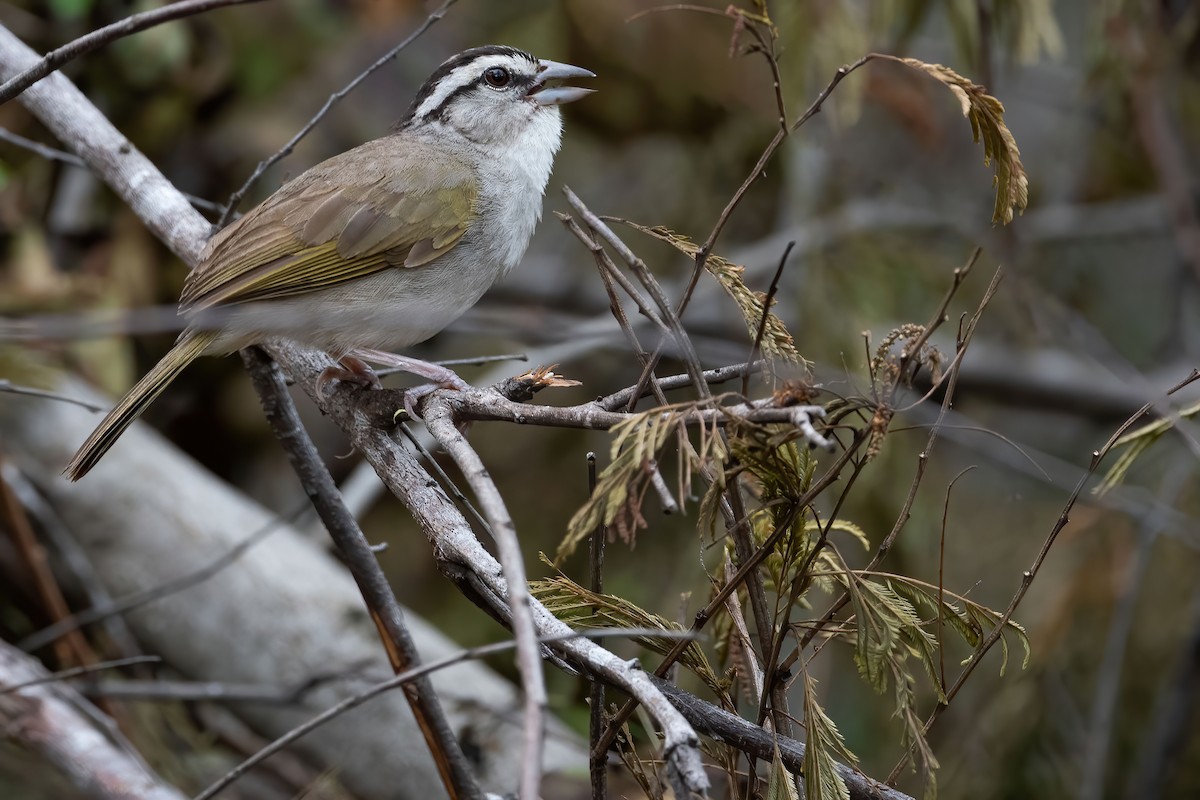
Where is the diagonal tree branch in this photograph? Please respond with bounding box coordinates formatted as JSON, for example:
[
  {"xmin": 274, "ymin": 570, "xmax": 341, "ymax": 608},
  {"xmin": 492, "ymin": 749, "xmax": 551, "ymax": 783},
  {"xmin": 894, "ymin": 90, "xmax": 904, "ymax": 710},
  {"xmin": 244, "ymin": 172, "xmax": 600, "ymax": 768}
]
[
  {"xmin": 243, "ymin": 347, "xmax": 482, "ymax": 800},
  {"xmin": 422, "ymin": 394, "xmax": 546, "ymax": 800},
  {"xmin": 0, "ymin": 639, "xmax": 186, "ymax": 800},
  {"xmin": 0, "ymin": 0, "xmax": 263, "ymax": 105}
]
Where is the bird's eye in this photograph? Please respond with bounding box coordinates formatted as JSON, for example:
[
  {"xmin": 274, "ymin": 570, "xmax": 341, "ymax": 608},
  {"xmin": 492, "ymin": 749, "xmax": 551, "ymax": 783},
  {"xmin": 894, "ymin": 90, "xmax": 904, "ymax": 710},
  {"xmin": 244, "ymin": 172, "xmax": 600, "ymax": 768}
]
[{"xmin": 483, "ymin": 66, "xmax": 511, "ymax": 88}]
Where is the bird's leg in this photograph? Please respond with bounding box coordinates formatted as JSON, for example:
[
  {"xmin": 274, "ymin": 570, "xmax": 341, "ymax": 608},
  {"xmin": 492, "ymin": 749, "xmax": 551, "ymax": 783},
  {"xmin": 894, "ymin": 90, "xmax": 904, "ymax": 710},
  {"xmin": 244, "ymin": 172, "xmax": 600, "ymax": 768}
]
[
  {"xmin": 316, "ymin": 353, "xmax": 384, "ymax": 395},
  {"xmin": 348, "ymin": 348, "xmax": 471, "ymax": 419}
]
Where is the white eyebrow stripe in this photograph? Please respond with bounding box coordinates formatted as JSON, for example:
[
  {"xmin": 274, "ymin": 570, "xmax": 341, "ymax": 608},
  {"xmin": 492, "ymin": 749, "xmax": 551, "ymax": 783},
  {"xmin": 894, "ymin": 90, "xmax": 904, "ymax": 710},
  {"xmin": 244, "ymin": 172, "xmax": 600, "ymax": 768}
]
[{"xmin": 413, "ymin": 54, "xmax": 530, "ymax": 121}]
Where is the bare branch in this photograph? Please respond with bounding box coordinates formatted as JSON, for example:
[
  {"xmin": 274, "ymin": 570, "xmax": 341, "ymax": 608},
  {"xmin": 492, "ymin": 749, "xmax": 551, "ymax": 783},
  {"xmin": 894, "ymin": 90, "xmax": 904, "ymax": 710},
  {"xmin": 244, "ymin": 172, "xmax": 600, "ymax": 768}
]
[
  {"xmin": 652, "ymin": 677, "xmax": 915, "ymax": 800},
  {"xmin": 366, "ymin": 383, "xmax": 834, "ymax": 449},
  {"xmin": 0, "ymin": 0, "xmax": 263, "ymax": 105},
  {"xmin": 0, "ymin": 654, "xmax": 160, "ymax": 695},
  {"xmin": 0, "ymin": 639, "xmax": 187, "ymax": 800},
  {"xmin": 422, "ymin": 394, "xmax": 547, "ymax": 800},
  {"xmin": 243, "ymin": 347, "xmax": 482, "ymax": 800},
  {"xmin": 0, "ymin": 378, "xmax": 104, "ymax": 412}
]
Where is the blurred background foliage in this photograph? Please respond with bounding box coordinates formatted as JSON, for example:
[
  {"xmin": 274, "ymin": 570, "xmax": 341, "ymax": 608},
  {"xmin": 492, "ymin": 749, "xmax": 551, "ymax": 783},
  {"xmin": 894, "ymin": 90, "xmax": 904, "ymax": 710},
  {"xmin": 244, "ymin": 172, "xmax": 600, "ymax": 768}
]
[{"xmin": 2, "ymin": 1, "xmax": 1199, "ymax": 798}]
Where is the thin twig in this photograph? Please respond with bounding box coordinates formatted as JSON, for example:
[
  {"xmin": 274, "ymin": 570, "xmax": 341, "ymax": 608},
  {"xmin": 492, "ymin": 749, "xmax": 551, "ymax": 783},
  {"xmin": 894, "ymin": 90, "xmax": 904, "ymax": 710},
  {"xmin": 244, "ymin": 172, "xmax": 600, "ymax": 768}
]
[
  {"xmin": 244, "ymin": 347, "xmax": 481, "ymax": 800},
  {"xmin": 193, "ymin": 629, "xmax": 684, "ymax": 800},
  {"xmin": 587, "ymin": 452, "xmax": 608, "ymax": 800},
  {"xmin": 741, "ymin": 240, "xmax": 794, "ymax": 397},
  {"xmin": 0, "ymin": 655, "xmax": 160, "ymax": 695},
  {"xmin": 0, "ymin": 125, "xmax": 85, "ymax": 165},
  {"xmin": 0, "ymin": 378, "xmax": 104, "ymax": 411},
  {"xmin": 937, "ymin": 466, "xmax": 977, "ymax": 692},
  {"xmin": 217, "ymin": 0, "xmax": 457, "ymax": 224},
  {"xmin": 898, "ymin": 248, "xmax": 982, "ymax": 384},
  {"xmin": 0, "ymin": 0, "xmax": 263, "ymax": 104}
]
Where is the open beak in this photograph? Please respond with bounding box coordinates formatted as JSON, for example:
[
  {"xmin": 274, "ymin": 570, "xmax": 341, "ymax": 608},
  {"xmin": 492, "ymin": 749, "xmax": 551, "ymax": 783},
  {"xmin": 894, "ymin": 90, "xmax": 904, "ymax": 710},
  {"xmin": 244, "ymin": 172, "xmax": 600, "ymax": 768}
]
[{"xmin": 528, "ymin": 59, "xmax": 596, "ymax": 106}]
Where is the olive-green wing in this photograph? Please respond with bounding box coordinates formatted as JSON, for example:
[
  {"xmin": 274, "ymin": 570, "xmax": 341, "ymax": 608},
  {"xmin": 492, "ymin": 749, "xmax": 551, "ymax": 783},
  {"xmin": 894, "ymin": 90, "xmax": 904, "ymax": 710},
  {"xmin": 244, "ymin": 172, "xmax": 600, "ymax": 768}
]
[{"xmin": 180, "ymin": 137, "xmax": 477, "ymax": 311}]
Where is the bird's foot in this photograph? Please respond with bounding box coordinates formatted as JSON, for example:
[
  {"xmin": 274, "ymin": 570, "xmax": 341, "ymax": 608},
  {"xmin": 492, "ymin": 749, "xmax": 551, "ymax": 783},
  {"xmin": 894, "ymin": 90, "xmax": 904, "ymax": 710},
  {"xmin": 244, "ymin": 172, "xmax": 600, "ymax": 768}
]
[
  {"xmin": 316, "ymin": 354, "xmax": 383, "ymax": 396},
  {"xmin": 347, "ymin": 348, "xmax": 470, "ymax": 419}
]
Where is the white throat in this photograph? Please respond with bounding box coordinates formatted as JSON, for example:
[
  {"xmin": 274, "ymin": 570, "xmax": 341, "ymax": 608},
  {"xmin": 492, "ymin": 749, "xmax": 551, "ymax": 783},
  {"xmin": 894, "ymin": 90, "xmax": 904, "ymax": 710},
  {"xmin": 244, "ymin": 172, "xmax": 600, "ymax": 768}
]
[{"xmin": 426, "ymin": 106, "xmax": 563, "ymax": 273}]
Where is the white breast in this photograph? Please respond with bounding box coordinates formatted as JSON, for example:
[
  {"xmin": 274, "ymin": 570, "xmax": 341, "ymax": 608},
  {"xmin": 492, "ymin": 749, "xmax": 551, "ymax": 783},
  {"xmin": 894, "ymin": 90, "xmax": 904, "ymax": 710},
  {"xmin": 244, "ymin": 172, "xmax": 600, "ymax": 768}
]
[{"xmin": 468, "ymin": 105, "xmax": 564, "ymax": 275}]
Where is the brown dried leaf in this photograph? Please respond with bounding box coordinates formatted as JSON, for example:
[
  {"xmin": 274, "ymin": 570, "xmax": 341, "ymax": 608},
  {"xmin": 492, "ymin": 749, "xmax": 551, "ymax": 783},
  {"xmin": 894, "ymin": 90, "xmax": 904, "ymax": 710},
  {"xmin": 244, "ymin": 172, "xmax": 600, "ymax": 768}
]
[
  {"xmin": 892, "ymin": 57, "xmax": 1029, "ymax": 225},
  {"xmin": 611, "ymin": 220, "xmax": 808, "ymax": 366}
]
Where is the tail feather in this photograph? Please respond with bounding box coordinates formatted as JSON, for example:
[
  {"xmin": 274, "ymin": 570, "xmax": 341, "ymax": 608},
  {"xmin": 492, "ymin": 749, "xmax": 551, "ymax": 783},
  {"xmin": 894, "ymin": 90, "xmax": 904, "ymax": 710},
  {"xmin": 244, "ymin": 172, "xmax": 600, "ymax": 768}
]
[{"xmin": 66, "ymin": 331, "xmax": 216, "ymax": 481}]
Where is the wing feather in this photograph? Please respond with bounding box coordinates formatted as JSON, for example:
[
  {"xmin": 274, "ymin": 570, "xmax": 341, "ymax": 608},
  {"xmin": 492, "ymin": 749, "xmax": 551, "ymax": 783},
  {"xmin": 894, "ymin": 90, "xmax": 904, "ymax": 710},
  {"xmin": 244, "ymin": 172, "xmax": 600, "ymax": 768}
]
[{"xmin": 180, "ymin": 137, "xmax": 477, "ymax": 311}]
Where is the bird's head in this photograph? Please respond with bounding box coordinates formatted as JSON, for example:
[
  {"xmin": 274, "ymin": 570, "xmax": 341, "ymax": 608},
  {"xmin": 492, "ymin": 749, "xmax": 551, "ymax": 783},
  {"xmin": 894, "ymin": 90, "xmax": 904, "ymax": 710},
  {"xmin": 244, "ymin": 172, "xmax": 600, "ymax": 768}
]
[{"xmin": 399, "ymin": 45, "xmax": 594, "ymax": 152}]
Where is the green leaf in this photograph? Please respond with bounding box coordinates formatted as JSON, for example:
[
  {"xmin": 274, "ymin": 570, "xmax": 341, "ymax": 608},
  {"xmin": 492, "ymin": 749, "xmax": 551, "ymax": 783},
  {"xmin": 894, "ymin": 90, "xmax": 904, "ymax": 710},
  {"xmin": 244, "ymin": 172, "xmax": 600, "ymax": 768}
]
[
  {"xmin": 767, "ymin": 743, "xmax": 800, "ymax": 800},
  {"xmin": 1094, "ymin": 399, "xmax": 1200, "ymax": 496},
  {"xmin": 801, "ymin": 668, "xmax": 855, "ymax": 800}
]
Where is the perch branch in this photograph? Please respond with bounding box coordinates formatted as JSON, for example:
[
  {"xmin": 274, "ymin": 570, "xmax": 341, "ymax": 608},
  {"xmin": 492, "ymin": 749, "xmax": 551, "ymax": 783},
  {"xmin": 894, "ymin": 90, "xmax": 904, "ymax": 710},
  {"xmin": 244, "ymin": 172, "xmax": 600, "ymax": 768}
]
[
  {"xmin": 422, "ymin": 393, "xmax": 547, "ymax": 800},
  {"xmin": 243, "ymin": 347, "xmax": 482, "ymax": 800}
]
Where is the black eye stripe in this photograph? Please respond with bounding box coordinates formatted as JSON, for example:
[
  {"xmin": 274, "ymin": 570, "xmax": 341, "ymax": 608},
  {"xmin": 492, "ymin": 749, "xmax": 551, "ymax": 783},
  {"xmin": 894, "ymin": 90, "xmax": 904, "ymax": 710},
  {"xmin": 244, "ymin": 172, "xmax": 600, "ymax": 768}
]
[
  {"xmin": 398, "ymin": 45, "xmax": 538, "ymax": 127},
  {"xmin": 408, "ymin": 71, "xmax": 537, "ymax": 124}
]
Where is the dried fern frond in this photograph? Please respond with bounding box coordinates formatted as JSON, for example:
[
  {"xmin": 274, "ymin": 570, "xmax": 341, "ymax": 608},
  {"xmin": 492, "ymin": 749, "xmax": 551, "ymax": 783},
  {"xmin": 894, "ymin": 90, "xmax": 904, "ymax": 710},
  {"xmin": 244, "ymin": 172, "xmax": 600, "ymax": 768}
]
[
  {"xmin": 560, "ymin": 399, "xmax": 729, "ymax": 562},
  {"xmin": 885, "ymin": 56, "xmax": 1030, "ymax": 225},
  {"xmin": 887, "ymin": 574, "xmax": 1031, "ymax": 676},
  {"xmin": 530, "ymin": 571, "xmax": 722, "ymax": 694},
  {"xmin": 1094, "ymin": 399, "xmax": 1200, "ymax": 496},
  {"xmin": 822, "ymin": 560, "xmax": 941, "ymax": 790},
  {"xmin": 610, "ymin": 220, "xmax": 807, "ymax": 367}
]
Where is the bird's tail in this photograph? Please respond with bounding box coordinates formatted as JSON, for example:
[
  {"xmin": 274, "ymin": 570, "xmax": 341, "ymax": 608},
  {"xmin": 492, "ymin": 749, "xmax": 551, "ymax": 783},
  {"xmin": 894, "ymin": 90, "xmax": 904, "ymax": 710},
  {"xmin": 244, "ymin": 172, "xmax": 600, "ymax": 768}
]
[{"xmin": 65, "ymin": 330, "xmax": 216, "ymax": 481}]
